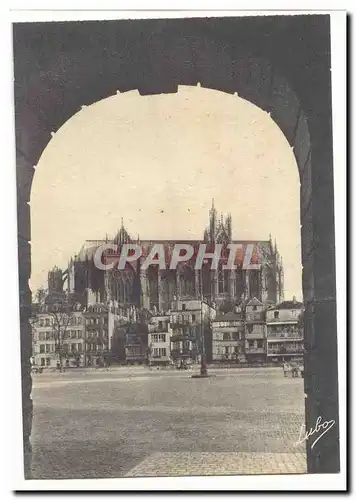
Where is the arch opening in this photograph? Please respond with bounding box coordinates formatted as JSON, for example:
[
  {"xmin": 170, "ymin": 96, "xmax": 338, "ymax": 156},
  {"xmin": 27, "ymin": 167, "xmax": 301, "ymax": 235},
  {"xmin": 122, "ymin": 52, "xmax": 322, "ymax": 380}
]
[{"xmin": 14, "ymin": 20, "xmax": 338, "ymax": 476}]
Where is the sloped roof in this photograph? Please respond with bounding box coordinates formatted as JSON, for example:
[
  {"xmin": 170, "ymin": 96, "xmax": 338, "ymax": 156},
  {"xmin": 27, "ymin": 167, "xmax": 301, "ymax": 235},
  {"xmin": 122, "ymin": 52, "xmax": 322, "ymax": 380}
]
[
  {"xmin": 246, "ymin": 297, "xmax": 263, "ymax": 306},
  {"xmin": 275, "ymin": 300, "xmax": 304, "ymax": 310},
  {"xmin": 213, "ymin": 311, "xmax": 243, "ymax": 322}
]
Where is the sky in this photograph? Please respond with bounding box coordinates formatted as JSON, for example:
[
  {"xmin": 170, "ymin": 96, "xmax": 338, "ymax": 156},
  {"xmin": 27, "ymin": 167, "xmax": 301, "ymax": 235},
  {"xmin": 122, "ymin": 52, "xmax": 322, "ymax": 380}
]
[{"xmin": 30, "ymin": 85, "xmax": 302, "ymax": 300}]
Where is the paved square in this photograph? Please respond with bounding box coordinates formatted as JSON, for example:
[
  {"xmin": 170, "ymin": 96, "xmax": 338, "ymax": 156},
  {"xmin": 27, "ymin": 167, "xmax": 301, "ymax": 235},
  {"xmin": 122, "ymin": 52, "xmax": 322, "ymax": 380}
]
[
  {"xmin": 126, "ymin": 452, "xmax": 307, "ymax": 476},
  {"xmin": 30, "ymin": 367, "xmax": 307, "ymax": 479}
]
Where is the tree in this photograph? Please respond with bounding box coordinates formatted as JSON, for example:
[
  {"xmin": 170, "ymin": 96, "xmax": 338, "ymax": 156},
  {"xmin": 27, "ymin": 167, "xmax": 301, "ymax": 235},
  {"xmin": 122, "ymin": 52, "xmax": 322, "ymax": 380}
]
[
  {"xmin": 35, "ymin": 286, "xmax": 48, "ymax": 305},
  {"xmin": 49, "ymin": 296, "xmax": 75, "ymax": 371},
  {"xmin": 29, "ymin": 310, "xmax": 40, "ymax": 366}
]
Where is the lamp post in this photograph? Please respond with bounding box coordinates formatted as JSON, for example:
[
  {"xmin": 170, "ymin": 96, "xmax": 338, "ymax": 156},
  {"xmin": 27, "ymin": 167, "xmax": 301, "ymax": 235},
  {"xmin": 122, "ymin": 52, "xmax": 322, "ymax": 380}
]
[
  {"xmin": 200, "ymin": 298, "xmax": 208, "ymax": 377},
  {"xmin": 83, "ymin": 327, "xmax": 86, "ymax": 367}
]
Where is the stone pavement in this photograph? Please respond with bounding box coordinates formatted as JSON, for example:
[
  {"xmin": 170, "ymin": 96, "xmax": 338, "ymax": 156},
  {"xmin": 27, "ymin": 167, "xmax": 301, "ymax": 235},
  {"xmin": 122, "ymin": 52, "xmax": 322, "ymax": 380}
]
[
  {"xmin": 126, "ymin": 452, "xmax": 307, "ymax": 477},
  {"xmin": 31, "ymin": 368, "xmax": 307, "ymax": 479}
]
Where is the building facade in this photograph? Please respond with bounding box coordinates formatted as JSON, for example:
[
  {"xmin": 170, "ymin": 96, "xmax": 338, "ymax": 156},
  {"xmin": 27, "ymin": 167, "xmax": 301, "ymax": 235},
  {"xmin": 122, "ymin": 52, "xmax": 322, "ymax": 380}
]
[
  {"xmin": 148, "ymin": 314, "xmax": 172, "ymax": 366},
  {"xmin": 83, "ymin": 302, "xmax": 129, "ymax": 366},
  {"xmin": 32, "ymin": 292, "xmax": 130, "ymax": 368},
  {"xmin": 266, "ymin": 299, "xmax": 304, "ymax": 363},
  {"xmin": 31, "ymin": 305, "xmax": 85, "ymax": 368},
  {"xmin": 211, "ymin": 309, "xmax": 245, "ymax": 363},
  {"xmin": 124, "ymin": 322, "xmax": 149, "ymax": 365},
  {"xmin": 170, "ymin": 299, "xmax": 216, "ymax": 365},
  {"xmin": 244, "ymin": 298, "xmax": 267, "ymax": 363}
]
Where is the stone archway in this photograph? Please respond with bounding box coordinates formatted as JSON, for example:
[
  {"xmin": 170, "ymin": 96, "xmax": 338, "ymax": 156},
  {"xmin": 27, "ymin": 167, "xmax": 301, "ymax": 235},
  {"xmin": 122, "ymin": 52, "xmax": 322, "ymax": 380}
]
[{"xmin": 13, "ymin": 15, "xmax": 338, "ymax": 475}]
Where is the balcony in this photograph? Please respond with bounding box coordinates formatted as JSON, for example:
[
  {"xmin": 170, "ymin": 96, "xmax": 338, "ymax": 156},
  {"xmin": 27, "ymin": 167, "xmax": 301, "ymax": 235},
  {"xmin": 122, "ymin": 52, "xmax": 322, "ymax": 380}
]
[
  {"xmin": 150, "ymin": 326, "xmax": 170, "ymax": 333},
  {"xmin": 171, "ymin": 324, "xmax": 197, "ymax": 334},
  {"xmin": 149, "ymin": 338, "xmax": 168, "ymax": 345},
  {"xmin": 245, "ymin": 312, "xmax": 265, "ymax": 322},
  {"xmin": 267, "ymin": 346, "xmax": 304, "ymax": 355},
  {"xmin": 245, "ymin": 347, "xmax": 265, "ymax": 354},
  {"xmin": 267, "ymin": 317, "xmax": 300, "ymax": 325},
  {"xmin": 214, "ymin": 339, "xmax": 242, "ymax": 345},
  {"xmin": 213, "ymin": 321, "xmax": 243, "ymax": 328},
  {"xmin": 171, "ymin": 322, "xmax": 196, "ymax": 331},
  {"xmin": 245, "ymin": 331, "xmax": 265, "ymax": 340},
  {"xmin": 267, "ymin": 331, "xmax": 303, "ymax": 340},
  {"xmin": 150, "ymin": 354, "xmax": 170, "ymax": 361},
  {"xmin": 170, "ymin": 333, "xmax": 196, "ymax": 342}
]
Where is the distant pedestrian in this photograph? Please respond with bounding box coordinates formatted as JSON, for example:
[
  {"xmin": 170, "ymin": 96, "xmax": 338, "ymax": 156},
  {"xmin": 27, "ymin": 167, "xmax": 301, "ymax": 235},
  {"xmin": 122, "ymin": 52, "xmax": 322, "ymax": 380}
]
[{"xmin": 283, "ymin": 362, "xmax": 289, "ymax": 377}]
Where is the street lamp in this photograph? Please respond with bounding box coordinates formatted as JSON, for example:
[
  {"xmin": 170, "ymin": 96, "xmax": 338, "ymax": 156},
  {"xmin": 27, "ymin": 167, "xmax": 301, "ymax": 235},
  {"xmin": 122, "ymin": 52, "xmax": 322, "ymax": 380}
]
[{"xmin": 200, "ymin": 298, "xmax": 208, "ymax": 376}]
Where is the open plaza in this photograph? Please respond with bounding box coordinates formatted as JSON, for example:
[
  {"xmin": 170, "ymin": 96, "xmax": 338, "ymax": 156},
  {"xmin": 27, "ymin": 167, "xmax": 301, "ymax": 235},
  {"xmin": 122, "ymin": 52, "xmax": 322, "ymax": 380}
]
[{"xmin": 30, "ymin": 366, "xmax": 307, "ymax": 478}]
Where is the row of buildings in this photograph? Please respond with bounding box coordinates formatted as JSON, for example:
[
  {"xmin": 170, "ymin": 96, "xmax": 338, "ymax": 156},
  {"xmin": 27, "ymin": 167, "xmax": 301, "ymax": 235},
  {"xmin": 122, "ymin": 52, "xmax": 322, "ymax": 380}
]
[
  {"xmin": 31, "ymin": 295, "xmax": 304, "ymax": 369},
  {"xmin": 212, "ymin": 297, "xmax": 304, "ymax": 364},
  {"xmin": 31, "ymin": 202, "xmax": 302, "ymax": 369}
]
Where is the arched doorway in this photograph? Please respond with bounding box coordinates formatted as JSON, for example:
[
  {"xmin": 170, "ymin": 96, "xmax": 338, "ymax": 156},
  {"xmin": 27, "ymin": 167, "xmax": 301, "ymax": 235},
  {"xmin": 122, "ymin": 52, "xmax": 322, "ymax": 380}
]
[{"xmin": 14, "ymin": 15, "xmax": 338, "ymax": 475}]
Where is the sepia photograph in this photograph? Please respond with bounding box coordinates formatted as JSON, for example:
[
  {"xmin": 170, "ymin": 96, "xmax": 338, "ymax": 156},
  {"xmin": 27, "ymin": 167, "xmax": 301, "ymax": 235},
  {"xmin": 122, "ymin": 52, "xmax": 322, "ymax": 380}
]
[{"xmin": 8, "ymin": 8, "xmax": 346, "ymax": 491}]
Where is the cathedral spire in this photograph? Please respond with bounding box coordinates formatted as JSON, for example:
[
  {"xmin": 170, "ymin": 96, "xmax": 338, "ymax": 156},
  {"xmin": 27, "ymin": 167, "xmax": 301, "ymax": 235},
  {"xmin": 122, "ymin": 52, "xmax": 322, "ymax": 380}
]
[
  {"xmin": 226, "ymin": 213, "xmax": 232, "ymax": 241},
  {"xmin": 209, "ymin": 198, "xmax": 217, "ymax": 243},
  {"xmin": 269, "ymin": 234, "xmax": 273, "ymax": 251},
  {"xmin": 113, "ymin": 217, "xmax": 131, "ymax": 244}
]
